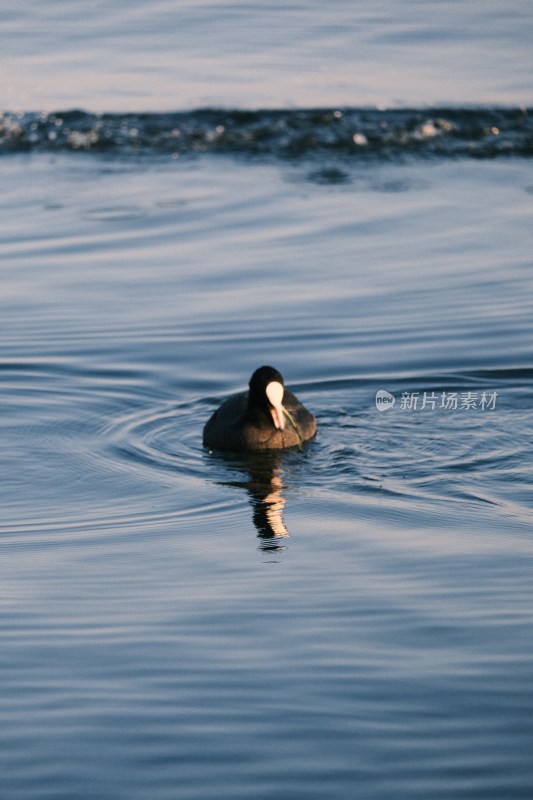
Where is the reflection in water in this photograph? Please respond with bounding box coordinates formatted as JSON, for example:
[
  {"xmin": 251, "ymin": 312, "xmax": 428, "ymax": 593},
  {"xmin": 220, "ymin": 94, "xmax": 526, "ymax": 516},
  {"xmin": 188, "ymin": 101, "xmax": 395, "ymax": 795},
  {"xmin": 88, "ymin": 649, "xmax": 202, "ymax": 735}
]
[
  {"xmin": 208, "ymin": 451, "xmax": 291, "ymax": 551},
  {"xmin": 249, "ymin": 464, "xmax": 288, "ymax": 550}
]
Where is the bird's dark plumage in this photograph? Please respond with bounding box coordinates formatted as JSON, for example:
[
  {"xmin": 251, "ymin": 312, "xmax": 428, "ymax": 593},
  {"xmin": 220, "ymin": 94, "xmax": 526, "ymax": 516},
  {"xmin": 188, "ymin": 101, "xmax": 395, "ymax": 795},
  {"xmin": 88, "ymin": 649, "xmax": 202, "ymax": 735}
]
[{"xmin": 203, "ymin": 366, "xmax": 316, "ymax": 452}]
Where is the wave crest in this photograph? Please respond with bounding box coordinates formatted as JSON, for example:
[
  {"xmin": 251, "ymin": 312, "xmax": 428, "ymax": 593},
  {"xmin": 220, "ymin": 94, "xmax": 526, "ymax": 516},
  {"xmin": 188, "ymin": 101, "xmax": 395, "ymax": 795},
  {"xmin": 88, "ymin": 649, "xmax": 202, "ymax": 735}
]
[{"xmin": 1, "ymin": 106, "xmax": 531, "ymax": 158}]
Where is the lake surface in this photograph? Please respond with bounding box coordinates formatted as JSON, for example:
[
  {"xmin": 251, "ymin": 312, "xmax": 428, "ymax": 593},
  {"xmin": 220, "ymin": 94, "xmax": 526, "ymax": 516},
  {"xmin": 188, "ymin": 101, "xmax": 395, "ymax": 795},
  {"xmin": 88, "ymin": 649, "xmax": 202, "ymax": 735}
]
[
  {"xmin": 1, "ymin": 2, "xmax": 533, "ymax": 799},
  {"xmin": 2, "ymin": 0, "xmax": 532, "ymax": 110}
]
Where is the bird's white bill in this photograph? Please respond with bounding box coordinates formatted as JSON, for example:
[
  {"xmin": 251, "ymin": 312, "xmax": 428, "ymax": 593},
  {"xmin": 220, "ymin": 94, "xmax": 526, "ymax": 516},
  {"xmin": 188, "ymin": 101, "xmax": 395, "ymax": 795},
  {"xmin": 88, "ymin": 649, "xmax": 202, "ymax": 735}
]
[{"xmin": 266, "ymin": 381, "xmax": 286, "ymax": 430}]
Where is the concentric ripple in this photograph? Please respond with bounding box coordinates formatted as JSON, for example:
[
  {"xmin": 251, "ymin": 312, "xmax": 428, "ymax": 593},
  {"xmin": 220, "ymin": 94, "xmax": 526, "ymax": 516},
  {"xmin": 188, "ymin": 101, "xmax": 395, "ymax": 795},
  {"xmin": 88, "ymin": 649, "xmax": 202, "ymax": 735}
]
[
  {"xmin": 99, "ymin": 370, "xmax": 533, "ymax": 532},
  {"xmin": 103, "ymin": 397, "xmax": 209, "ymax": 481},
  {"xmin": 0, "ymin": 360, "xmax": 234, "ymax": 544},
  {"xmin": 3, "ymin": 357, "xmax": 532, "ymax": 548},
  {"xmin": 301, "ymin": 374, "xmax": 533, "ymax": 528}
]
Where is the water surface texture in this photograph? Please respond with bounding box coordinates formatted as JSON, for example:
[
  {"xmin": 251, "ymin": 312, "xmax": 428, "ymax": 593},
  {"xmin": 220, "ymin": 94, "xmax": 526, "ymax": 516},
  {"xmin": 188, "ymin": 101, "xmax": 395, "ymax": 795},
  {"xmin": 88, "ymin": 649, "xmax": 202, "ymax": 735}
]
[
  {"xmin": 2, "ymin": 0, "xmax": 532, "ymax": 109},
  {"xmin": 1, "ymin": 2, "xmax": 533, "ymax": 799}
]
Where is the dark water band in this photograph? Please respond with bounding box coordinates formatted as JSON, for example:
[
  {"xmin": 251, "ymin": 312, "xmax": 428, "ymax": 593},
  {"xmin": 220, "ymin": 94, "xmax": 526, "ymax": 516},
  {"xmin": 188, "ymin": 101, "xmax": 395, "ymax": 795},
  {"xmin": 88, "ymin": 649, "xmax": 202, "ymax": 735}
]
[{"xmin": 1, "ymin": 106, "xmax": 531, "ymax": 159}]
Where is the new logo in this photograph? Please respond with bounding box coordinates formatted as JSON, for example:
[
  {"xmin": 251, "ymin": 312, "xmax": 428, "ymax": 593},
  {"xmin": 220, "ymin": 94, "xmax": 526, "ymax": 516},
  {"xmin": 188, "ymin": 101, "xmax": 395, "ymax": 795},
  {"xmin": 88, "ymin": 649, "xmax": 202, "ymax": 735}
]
[{"xmin": 375, "ymin": 390, "xmax": 395, "ymax": 412}]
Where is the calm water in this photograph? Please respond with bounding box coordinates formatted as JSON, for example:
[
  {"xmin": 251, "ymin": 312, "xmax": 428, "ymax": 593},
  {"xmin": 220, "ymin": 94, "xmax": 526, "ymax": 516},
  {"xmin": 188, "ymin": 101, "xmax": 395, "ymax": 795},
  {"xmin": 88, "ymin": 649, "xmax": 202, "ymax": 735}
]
[
  {"xmin": 2, "ymin": 0, "xmax": 532, "ymax": 109},
  {"xmin": 1, "ymin": 2, "xmax": 533, "ymax": 799}
]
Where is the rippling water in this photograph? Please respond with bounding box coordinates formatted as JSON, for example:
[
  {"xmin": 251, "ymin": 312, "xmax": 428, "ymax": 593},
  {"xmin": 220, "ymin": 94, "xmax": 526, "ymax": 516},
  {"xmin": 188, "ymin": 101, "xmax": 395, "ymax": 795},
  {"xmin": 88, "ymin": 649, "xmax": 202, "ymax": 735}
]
[
  {"xmin": 2, "ymin": 107, "xmax": 532, "ymax": 158},
  {"xmin": 2, "ymin": 1, "xmax": 533, "ymax": 798},
  {"xmin": 2, "ymin": 0, "xmax": 532, "ymax": 109},
  {"xmin": 2, "ymin": 148, "xmax": 533, "ymax": 799}
]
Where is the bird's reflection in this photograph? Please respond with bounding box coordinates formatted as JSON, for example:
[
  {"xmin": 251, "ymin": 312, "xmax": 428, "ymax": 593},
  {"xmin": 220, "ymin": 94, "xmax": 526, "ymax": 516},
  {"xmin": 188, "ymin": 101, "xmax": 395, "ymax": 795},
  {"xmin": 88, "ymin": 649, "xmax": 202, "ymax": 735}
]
[
  {"xmin": 209, "ymin": 450, "xmax": 292, "ymax": 551},
  {"xmin": 249, "ymin": 463, "xmax": 288, "ymax": 547}
]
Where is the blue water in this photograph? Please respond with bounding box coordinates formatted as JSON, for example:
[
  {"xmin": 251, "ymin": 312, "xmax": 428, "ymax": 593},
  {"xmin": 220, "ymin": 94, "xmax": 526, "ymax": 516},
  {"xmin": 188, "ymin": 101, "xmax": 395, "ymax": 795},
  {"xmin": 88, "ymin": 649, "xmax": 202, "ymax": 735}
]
[
  {"xmin": 2, "ymin": 0, "xmax": 532, "ymax": 110},
  {"xmin": 1, "ymin": 2, "xmax": 533, "ymax": 799}
]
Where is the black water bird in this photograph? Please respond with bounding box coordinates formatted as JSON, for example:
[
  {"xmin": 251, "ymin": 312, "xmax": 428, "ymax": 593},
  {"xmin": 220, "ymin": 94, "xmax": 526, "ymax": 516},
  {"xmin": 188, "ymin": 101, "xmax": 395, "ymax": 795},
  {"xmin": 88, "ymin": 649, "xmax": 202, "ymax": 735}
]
[{"xmin": 203, "ymin": 366, "xmax": 316, "ymax": 452}]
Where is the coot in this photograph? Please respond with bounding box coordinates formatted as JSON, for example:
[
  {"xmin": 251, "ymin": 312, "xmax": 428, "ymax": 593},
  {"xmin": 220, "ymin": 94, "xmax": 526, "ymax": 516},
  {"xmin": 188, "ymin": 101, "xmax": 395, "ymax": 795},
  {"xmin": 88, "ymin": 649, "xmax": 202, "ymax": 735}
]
[{"xmin": 203, "ymin": 366, "xmax": 316, "ymax": 451}]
